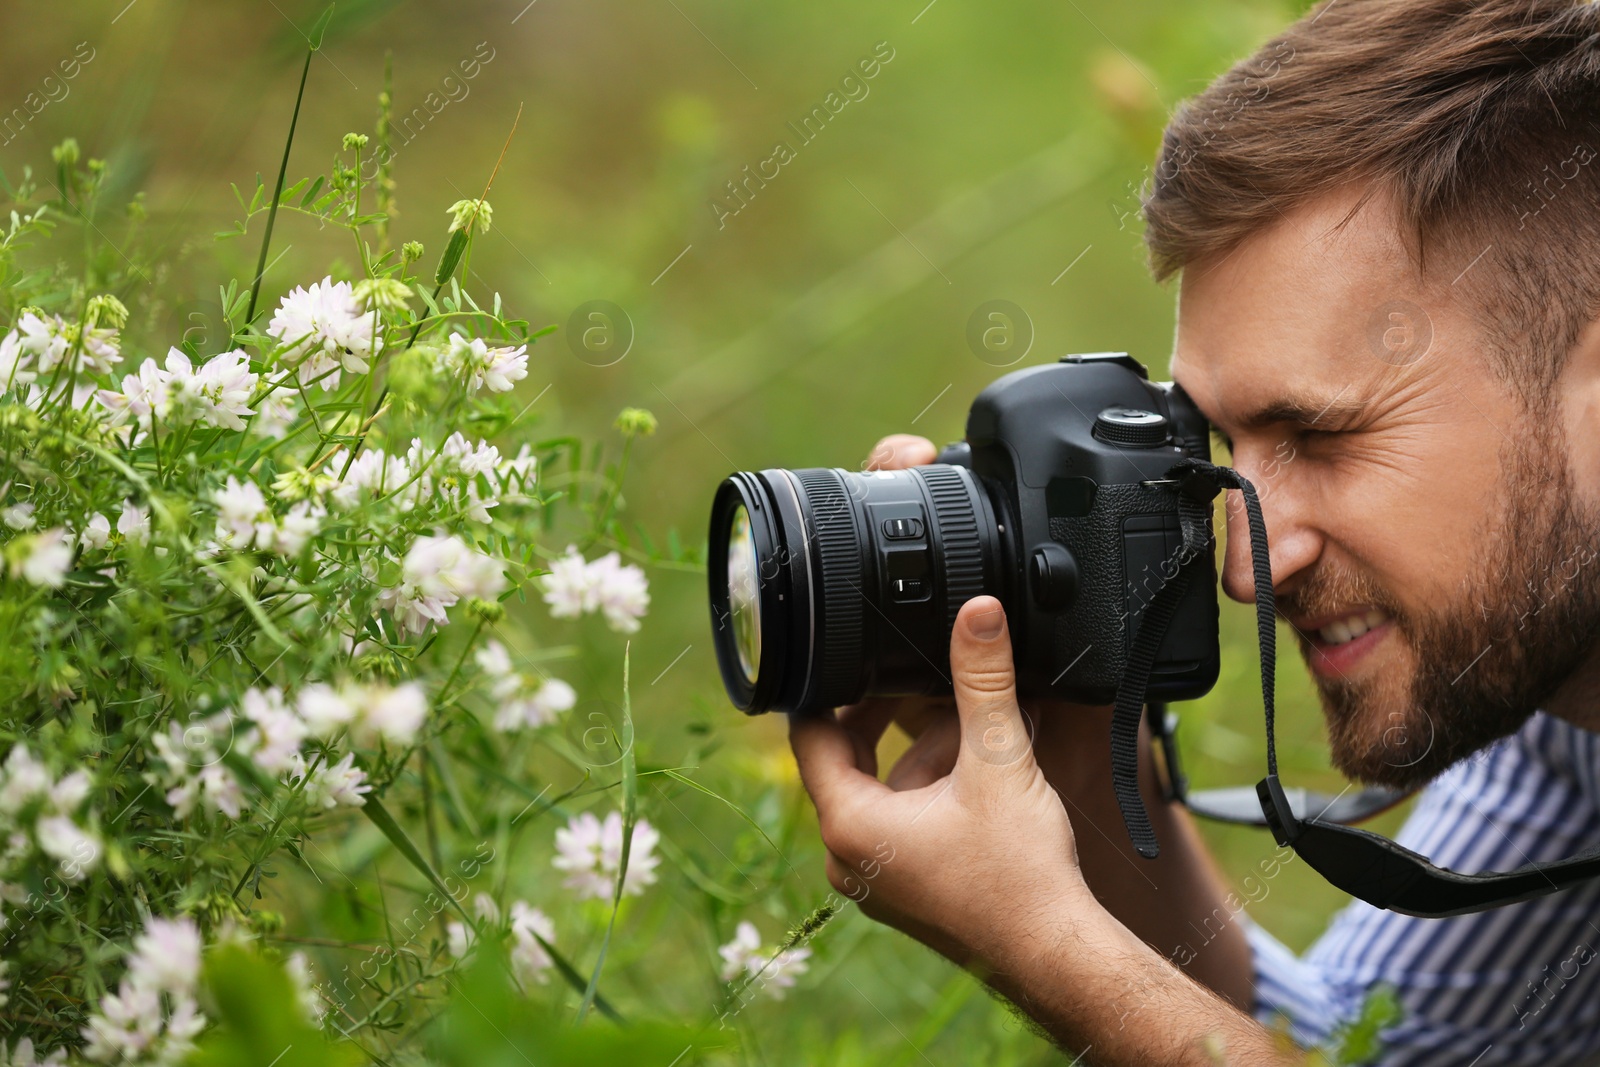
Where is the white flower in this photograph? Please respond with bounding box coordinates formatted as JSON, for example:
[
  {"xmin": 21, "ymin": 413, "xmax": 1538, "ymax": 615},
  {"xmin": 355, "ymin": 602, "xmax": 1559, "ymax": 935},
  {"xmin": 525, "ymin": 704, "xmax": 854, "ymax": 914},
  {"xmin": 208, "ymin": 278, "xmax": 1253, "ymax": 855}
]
[
  {"xmin": 541, "ymin": 546, "xmax": 596, "ymax": 619},
  {"xmin": 10, "ymin": 528, "xmax": 72, "ymax": 588},
  {"xmin": 411, "ymin": 434, "xmax": 501, "ymax": 524},
  {"xmin": 127, "ymin": 916, "xmax": 203, "ymax": 995},
  {"xmin": 189, "ymin": 348, "xmax": 258, "ymax": 430},
  {"xmin": 327, "ymin": 448, "xmax": 416, "ymax": 509},
  {"xmin": 96, "ymin": 357, "xmax": 170, "ymax": 425},
  {"xmin": 447, "ymin": 893, "xmax": 502, "ymax": 962},
  {"xmin": 82, "ymin": 980, "xmax": 204, "ymax": 1065},
  {"xmin": 266, "ymin": 276, "xmax": 383, "ymax": 391},
  {"xmin": 0, "ymin": 747, "xmax": 51, "ymax": 815},
  {"xmin": 275, "ymin": 501, "xmax": 323, "ymax": 557},
  {"xmin": 239, "ymin": 688, "xmax": 306, "ymax": 775},
  {"xmin": 588, "ymin": 551, "xmax": 650, "ymax": 633},
  {"xmin": 252, "ymin": 387, "xmax": 298, "ymax": 438},
  {"xmin": 212, "ymin": 476, "xmax": 272, "ymax": 550},
  {"xmin": 289, "ymin": 751, "xmax": 370, "ymax": 809},
  {"xmin": 378, "ymin": 534, "xmax": 505, "ymax": 635},
  {"xmin": 437, "ymin": 334, "xmax": 529, "ymax": 394},
  {"xmin": 0, "ymin": 1036, "xmax": 68, "ymax": 1066},
  {"xmin": 81, "ymin": 513, "xmax": 111, "ymax": 549},
  {"xmin": 296, "ymin": 683, "xmax": 357, "ymax": 737},
  {"xmin": 508, "ymin": 902, "xmax": 555, "ymax": 987},
  {"xmin": 285, "ymin": 951, "xmax": 326, "ymax": 1024},
  {"xmin": 49, "ymin": 770, "xmax": 91, "ymax": 812},
  {"xmin": 475, "ymin": 639, "xmax": 514, "ymax": 680},
  {"xmin": 355, "ymin": 682, "xmax": 428, "ymax": 747},
  {"xmin": 117, "ymin": 500, "xmax": 150, "ymax": 545},
  {"xmin": 718, "ymin": 921, "xmax": 764, "ymax": 981},
  {"xmin": 552, "ymin": 811, "xmax": 660, "ymax": 901},
  {"xmin": 1, "ymin": 502, "xmax": 34, "ymax": 530},
  {"xmin": 716, "ymin": 921, "xmax": 811, "ymax": 998},
  {"xmin": 149, "ymin": 716, "xmax": 247, "ymax": 820},
  {"xmin": 0, "ymin": 311, "xmax": 120, "ymax": 395},
  {"xmin": 494, "ymin": 678, "xmax": 576, "ymax": 733},
  {"xmin": 35, "ymin": 815, "xmax": 99, "ymax": 880}
]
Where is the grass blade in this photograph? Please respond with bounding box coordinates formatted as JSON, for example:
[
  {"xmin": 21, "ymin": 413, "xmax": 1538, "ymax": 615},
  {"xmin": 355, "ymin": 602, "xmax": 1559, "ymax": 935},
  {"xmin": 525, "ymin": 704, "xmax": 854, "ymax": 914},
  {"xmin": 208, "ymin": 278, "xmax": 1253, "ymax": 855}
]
[{"xmin": 577, "ymin": 643, "xmax": 636, "ymax": 1023}]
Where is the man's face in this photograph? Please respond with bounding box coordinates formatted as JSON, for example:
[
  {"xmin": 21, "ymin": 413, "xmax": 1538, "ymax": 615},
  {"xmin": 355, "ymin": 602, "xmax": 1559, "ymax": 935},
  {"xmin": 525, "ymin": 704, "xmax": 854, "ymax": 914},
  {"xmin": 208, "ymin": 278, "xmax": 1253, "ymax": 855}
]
[{"xmin": 1171, "ymin": 188, "xmax": 1600, "ymax": 789}]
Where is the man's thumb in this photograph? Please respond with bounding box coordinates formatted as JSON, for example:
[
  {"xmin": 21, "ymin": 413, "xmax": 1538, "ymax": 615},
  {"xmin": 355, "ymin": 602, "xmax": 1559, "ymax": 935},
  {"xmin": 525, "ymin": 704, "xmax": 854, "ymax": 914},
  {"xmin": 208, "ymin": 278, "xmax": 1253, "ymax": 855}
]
[{"xmin": 949, "ymin": 596, "xmax": 1035, "ymax": 777}]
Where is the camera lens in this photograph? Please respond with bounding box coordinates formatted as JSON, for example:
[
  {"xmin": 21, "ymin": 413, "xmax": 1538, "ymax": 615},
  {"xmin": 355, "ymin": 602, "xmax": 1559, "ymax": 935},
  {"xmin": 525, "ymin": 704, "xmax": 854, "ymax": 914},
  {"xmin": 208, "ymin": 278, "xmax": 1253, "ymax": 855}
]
[
  {"xmin": 725, "ymin": 503, "xmax": 761, "ymax": 684},
  {"xmin": 707, "ymin": 465, "xmax": 1002, "ymax": 715}
]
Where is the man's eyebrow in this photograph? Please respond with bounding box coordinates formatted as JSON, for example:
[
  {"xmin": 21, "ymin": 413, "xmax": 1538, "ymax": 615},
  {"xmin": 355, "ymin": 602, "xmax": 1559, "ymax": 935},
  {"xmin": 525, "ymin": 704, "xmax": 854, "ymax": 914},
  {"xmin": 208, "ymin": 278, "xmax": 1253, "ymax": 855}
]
[{"xmin": 1236, "ymin": 390, "xmax": 1365, "ymax": 431}]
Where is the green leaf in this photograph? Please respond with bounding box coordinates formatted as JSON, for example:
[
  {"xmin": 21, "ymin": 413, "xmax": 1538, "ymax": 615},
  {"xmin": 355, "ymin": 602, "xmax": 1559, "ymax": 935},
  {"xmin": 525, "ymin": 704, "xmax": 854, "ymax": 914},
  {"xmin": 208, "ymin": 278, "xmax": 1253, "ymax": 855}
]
[
  {"xmin": 361, "ymin": 794, "xmax": 471, "ymax": 923},
  {"xmin": 188, "ymin": 944, "xmax": 361, "ymax": 1067},
  {"xmin": 578, "ymin": 644, "xmax": 636, "ymax": 1023},
  {"xmin": 434, "ymin": 228, "xmax": 469, "ymax": 287},
  {"xmin": 308, "ymin": 3, "xmax": 336, "ymax": 50}
]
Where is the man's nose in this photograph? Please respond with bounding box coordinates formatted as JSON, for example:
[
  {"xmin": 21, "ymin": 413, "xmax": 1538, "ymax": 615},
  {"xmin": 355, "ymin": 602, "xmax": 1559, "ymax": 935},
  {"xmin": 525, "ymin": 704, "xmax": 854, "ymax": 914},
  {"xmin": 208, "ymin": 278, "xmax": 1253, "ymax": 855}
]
[{"xmin": 1218, "ymin": 459, "xmax": 1320, "ymax": 604}]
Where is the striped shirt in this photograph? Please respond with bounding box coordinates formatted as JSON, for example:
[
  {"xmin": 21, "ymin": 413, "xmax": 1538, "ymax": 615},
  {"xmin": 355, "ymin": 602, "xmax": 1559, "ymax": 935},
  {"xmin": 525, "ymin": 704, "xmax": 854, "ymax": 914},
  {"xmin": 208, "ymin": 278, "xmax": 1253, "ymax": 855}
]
[{"xmin": 1247, "ymin": 712, "xmax": 1600, "ymax": 1065}]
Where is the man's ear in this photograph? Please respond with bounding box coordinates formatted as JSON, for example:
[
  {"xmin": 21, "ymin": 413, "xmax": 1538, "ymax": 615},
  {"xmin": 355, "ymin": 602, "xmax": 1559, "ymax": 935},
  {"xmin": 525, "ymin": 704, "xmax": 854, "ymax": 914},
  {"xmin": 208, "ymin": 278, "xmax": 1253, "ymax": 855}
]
[{"xmin": 1556, "ymin": 310, "xmax": 1600, "ymax": 494}]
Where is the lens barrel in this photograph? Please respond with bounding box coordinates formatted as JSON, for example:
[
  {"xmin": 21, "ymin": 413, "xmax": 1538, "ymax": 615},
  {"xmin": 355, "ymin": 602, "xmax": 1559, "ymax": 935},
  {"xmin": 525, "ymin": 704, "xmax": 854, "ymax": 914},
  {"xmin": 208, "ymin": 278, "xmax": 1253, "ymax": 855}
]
[{"xmin": 708, "ymin": 465, "xmax": 1001, "ymax": 715}]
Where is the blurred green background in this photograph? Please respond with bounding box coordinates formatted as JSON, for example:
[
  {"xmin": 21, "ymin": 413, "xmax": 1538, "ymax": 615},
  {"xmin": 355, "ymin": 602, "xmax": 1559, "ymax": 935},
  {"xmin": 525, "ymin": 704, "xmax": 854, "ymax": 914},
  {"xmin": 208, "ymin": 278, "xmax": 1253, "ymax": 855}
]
[{"xmin": 2, "ymin": 0, "xmax": 1413, "ymax": 1060}]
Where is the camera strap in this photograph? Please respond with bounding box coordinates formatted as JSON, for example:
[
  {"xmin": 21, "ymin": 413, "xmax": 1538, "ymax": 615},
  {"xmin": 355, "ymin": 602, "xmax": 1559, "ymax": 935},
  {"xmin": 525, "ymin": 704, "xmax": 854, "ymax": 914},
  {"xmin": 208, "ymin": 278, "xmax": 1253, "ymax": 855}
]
[{"xmin": 1109, "ymin": 459, "xmax": 1600, "ymax": 917}]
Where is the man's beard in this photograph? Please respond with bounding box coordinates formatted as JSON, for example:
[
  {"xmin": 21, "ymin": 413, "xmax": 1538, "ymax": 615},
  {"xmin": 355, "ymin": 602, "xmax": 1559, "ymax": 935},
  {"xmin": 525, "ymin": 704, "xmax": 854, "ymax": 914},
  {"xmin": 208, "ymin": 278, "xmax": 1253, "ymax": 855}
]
[{"xmin": 1280, "ymin": 431, "xmax": 1600, "ymax": 790}]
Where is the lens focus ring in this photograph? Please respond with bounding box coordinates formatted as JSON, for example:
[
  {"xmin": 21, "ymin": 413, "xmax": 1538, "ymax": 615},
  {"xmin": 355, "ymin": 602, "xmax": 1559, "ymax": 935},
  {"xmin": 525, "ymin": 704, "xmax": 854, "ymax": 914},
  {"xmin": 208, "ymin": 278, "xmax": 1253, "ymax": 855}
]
[
  {"xmin": 793, "ymin": 469, "xmax": 864, "ymax": 708},
  {"xmin": 918, "ymin": 465, "xmax": 987, "ymax": 637}
]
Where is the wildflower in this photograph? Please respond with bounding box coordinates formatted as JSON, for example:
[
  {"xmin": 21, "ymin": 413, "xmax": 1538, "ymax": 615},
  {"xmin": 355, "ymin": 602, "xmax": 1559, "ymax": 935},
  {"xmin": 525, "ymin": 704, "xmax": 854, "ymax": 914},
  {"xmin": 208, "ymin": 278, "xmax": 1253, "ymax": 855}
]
[
  {"xmin": 0, "ymin": 310, "xmax": 121, "ymax": 391},
  {"xmin": 474, "ymin": 640, "xmax": 577, "ymax": 731},
  {"xmin": 552, "ymin": 811, "xmax": 661, "ymax": 901},
  {"xmin": 436, "ymin": 334, "xmax": 528, "ymax": 394},
  {"xmin": 614, "ymin": 407, "xmax": 658, "ymax": 437},
  {"xmin": 446, "ymin": 894, "xmax": 503, "ymax": 963},
  {"xmin": 288, "ymin": 752, "xmax": 370, "ymax": 809},
  {"xmin": 541, "ymin": 546, "xmax": 596, "ymax": 619},
  {"xmin": 285, "ymin": 951, "xmax": 327, "ymax": 1024},
  {"xmin": 80, "ymin": 513, "xmax": 110, "ymax": 549},
  {"xmin": 497, "ymin": 444, "xmax": 537, "ymax": 491},
  {"xmin": 509, "ymin": 902, "xmax": 555, "ymax": 986},
  {"xmin": 0, "ymin": 1037, "xmax": 67, "ymax": 1066},
  {"xmin": 295, "ymin": 684, "xmax": 357, "ymax": 737},
  {"xmin": 34, "ymin": 816, "xmax": 99, "ymax": 880},
  {"xmin": 187, "ymin": 348, "xmax": 258, "ymax": 430},
  {"xmin": 378, "ymin": 533, "xmax": 506, "ymax": 635},
  {"xmin": 82, "ymin": 916, "xmax": 206, "ymax": 1065},
  {"xmin": 252, "ymin": 387, "xmax": 298, "ymax": 438},
  {"xmin": 117, "ymin": 500, "xmax": 150, "ymax": 545},
  {"xmin": 327, "ymin": 448, "xmax": 416, "ymax": 509},
  {"xmin": 402, "ymin": 240, "xmax": 425, "ymax": 264},
  {"xmin": 1, "ymin": 502, "xmax": 34, "ymax": 530},
  {"xmin": 354, "ymin": 682, "xmax": 429, "ymax": 747},
  {"xmin": 271, "ymin": 466, "xmax": 338, "ymax": 503},
  {"xmin": 212, "ymin": 476, "xmax": 272, "ymax": 550},
  {"xmin": 588, "ymin": 551, "xmax": 650, "ymax": 633},
  {"xmin": 446, "ymin": 198, "xmax": 493, "ymax": 234},
  {"xmin": 238, "ymin": 688, "xmax": 306, "ymax": 775},
  {"xmin": 149, "ymin": 716, "xmax": 247, "ymax": 819},
  {"xmin": 717, "ymin": 921, "xmax": 811, "ymax": 998},
  {"xmin": 0, "ymin": 747, "xmax": 51, "ymax": 815},
  {"xmin": 274, "ymin": 501, "xmax": 323, "ymax": 556},
  {"xmin": 352, "ymin": 276, "xmax": 412, "ymax": 313},
  {"xmin": 8, "ymin": 528, "xmax": 72, "ymax": 588},
  {"xmin": 341, "ymin": 132, "xmax": 370, "ymax": 151},
  {"xmin": 266, "ymin": 277, "xmax": 383, "ymax": 391}
]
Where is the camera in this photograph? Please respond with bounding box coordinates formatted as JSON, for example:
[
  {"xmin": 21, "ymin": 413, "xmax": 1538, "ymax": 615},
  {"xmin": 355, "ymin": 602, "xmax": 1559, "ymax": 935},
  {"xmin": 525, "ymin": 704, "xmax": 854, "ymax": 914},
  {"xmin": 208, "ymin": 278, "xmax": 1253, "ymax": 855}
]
[{"xmin": 706, "ymin": 352, "xmax": 1221, "ymax": 715}]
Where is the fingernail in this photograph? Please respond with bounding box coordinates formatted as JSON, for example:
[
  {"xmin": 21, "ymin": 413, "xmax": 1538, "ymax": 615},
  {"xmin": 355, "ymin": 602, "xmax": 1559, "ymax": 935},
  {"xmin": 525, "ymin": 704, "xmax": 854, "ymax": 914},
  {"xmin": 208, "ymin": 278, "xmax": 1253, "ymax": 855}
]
[{"xmin": 970, "ymin": 607, "xmax": 1004, "ymax": 640}]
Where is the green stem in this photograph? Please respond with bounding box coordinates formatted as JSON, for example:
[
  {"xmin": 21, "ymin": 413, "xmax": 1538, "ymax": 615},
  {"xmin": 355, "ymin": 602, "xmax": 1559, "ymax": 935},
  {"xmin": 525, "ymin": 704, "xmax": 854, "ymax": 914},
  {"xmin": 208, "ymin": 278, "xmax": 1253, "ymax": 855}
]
[{"xmin": 244, "ymin": 44, "xmax": 315, "ymax": 329}]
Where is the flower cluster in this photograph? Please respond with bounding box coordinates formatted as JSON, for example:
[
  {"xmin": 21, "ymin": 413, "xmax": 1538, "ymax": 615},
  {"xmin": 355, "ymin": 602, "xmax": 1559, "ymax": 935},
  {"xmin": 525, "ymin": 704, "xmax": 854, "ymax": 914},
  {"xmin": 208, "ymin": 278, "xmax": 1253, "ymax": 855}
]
[
  {"xmin": 474, "ymin": 640, "xmax": 576, "ymax": 732},
  {"xmin": 445, "ymin": 894, "xmax": 556, "ymax": 988},
  {"xmin": 0, "ymin": 309, "xmax": 121, "ymax": 406},
  {"xmin": 435, "ymin": 333, "xmax": 528, "ymax": 395},
  {"xmin": 717, "ymin": 921, "xmax": 813, "ymax": 999},
  {"xmin": 81, "ymin": 917, "xmax": 205, "ymax": 1065},
  {"xmin": 97, "ymin": 348, "xmax": 261, "ymax": 434},
  {"xmin": 266, "ymin": 276, "xmax": 383, "ymax": 391},
  {"xmin": 378, "ymin": 532, "xmax": 507, "ymax": 635},
  {"xmin": 145, "ymin": 682, "xmax": 420, "ymax": 820},
  {"xmin": 552, "ymin": 810, "xmax": 661, "ymax": 901},
  {"xmin": 541, "ymin": 546, "xmax": 650, "ymax": 633},
  {"xmin": 0, "ymin": 747, "xmax": 99, "ymax": 884}
]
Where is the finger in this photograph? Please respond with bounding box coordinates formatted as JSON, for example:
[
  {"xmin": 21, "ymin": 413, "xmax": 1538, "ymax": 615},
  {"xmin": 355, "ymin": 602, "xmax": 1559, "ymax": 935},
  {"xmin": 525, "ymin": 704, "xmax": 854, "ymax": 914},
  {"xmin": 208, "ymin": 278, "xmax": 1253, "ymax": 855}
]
[
  {"xmin": 948, "ymin": 596, "xmax": 1036, "ymax": 780},
  {"xmin": 837, "ymin": 698, "xmax": 899, "ymax": 778},
  {"xmin": 865, "ymin": 434, "xmax": 937, "ymax": 471},
  {"xmin": 886, "ymin": 715, "xmax": 960, "ymax": 791},
  {"xmin": 789, "ymin": 711, "xmax": 892, "ymax": 816}
]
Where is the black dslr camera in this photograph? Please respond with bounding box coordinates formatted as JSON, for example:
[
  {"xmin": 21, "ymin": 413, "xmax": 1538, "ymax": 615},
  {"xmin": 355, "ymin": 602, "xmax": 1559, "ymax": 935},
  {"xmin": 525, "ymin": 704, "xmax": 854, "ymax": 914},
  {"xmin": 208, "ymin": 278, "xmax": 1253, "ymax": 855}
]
[{"xmin": 706, "ymin": 352, "xmax": 1220, "ymax": 715}]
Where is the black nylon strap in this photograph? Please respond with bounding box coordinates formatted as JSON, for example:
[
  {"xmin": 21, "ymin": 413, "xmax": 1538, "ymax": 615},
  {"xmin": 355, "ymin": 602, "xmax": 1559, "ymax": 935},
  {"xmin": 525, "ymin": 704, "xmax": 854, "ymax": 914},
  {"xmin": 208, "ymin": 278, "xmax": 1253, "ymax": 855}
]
[{"xmin": 1110, "ymin": 460, "xmax": 1274, "ymax": 858}]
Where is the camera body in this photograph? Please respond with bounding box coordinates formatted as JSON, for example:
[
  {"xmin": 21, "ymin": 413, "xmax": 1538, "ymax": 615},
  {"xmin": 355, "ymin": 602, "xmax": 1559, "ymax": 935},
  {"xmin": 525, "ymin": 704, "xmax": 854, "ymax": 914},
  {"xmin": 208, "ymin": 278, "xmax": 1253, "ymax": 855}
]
[
  {"xmin": 950, "ymin": 352, "xmax": 1219, "ymax": 704},
  {"xmin": 707, "ymin": 352, "xmax": 1221, "ymax": 715}
]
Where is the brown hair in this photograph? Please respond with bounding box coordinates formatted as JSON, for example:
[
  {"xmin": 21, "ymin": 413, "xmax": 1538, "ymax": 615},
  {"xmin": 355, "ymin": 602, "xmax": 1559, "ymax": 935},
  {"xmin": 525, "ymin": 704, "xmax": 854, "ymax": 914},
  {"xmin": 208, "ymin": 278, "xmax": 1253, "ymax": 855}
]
[{"xmin": 1143, "ymin": 0, "xmax": 1600, "ymax": 392}]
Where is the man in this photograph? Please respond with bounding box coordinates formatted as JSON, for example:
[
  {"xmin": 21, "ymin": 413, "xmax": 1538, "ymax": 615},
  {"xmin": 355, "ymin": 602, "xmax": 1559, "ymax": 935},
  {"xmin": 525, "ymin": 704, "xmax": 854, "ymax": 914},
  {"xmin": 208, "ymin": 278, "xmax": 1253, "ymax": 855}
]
[{"xmin": 789, "ymin": 0, "xmax": 1600, "ymax": 1062}]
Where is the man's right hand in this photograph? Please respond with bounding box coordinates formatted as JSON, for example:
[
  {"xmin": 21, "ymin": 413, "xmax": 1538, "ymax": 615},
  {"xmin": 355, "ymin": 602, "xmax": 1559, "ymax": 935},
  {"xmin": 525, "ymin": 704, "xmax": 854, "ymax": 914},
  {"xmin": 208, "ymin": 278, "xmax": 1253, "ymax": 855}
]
[{"xmin": 860, "ymin": 433, "xmax": 1256, "ymax": 1010}]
